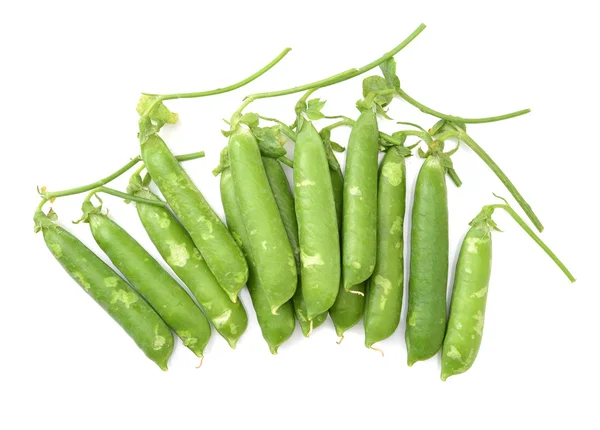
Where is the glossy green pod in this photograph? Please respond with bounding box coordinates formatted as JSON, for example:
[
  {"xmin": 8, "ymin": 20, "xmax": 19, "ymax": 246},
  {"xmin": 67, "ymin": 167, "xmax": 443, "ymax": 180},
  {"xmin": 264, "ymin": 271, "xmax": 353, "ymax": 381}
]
[
  {"xmin": 406, "ymin": 155, "xmax": 449, "ymax": 365},
  {"xmin": 262, "ymin": 156, "xmax": 327, "ymax": 336},
  {"xmin": 129, "ymin": 176, "xmax": 248, "ymax": 348},
  {"xmin": 294, "ymin": 120, "xmax": 340, "ymax": 319},
  {"xmin": 83, "ymin": 202, "xmax": 211, "ymax": 357},
  {"xmin": 364, "ymin": 148, "xmax": 406, "ymax": 348},
  {"xmin": 441, "ymin": 221, "xmax": 492, "ymax": 381},
  {"xmin": 220, "ymin": 168, "xmax": 295, "ymax": 354},
  {"xmin": 141, "ymin": 133, "xmax": 248, "ymax": 302},
  {"xmin": 35, "ymin": 210, "xmax": 173, "ymax": 370},
  {"xmin": 328, "ymin": 149, "xmax": 365, "ymax": 337},
  {"xmin": 228, "ymin": 128, "xmax": 297, "ymax": 313}
]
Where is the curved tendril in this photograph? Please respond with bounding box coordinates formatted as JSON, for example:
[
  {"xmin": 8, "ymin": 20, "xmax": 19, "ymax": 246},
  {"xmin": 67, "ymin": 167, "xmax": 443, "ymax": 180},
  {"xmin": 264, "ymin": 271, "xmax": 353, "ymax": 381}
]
[
  {"xmin": 458, "ymin": 132, "xmax": 543, "ymax": 232},
  {"xmin": 235, "ymin": 24, "xmax": 426, "ymax": 116},
  {"xmin": 488, "ymin": 204, "xmax": 575, "ymax": 282},
  {"xmin": 143, "ymin": 48, "xmax": 292, "ymax": 100},
  {"xmin": 396, "ymin": 88, "xmax": 531, "ymax": 124}
]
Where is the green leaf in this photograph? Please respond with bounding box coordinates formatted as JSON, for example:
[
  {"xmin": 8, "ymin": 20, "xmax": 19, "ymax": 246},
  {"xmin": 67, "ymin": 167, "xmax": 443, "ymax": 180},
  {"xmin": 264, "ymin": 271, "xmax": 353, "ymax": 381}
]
[
  {"xmin": 379, "ymin": 58, "xmax": 400, "ymax": 91},
  {"xmin": 240, "ymin": 112, "xmax": 260, "ymax": 128},
  {"xmin": 430, "ymin": 119, "xmax": 447, "ymax": 136},
  {"xmin": 375, "ymin": 103, "xmax": 393, "ymax": 120},
  {"xmin": 305, "ymin": 98, "xmax": 327, "ymax": 120},
  {"xmin": 212, "ymin": 147, "xmax": 230, "ymax": 176},
  {"xmin": 253, "ymin": 126, "xmax": 287, "ymax": 159},
  {"xmin": 329, "ymin": 140, "xmax": 345, "ymax": 153},
  {"xmin": 136, "ymin": 95, "xmax": 179, "ymax": 126},
  {"xmin": 362, "ymin": 76, "xmax": 394, "ymax": 107}
]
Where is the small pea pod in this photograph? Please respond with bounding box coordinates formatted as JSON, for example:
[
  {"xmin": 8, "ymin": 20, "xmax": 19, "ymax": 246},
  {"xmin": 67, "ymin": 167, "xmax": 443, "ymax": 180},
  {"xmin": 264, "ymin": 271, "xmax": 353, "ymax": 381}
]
[
  {"xmin": 262, "ymin": 156, "xmax": 328, "ymax": 336},
  {"xmin": 328, "ymin": 146, "xmax": 365, "ymax": 337},
  {"xmin": 82, "ymin": 200, "xmax": 211, "ymax": 357},
  {"xmin": 294, "ymin": 119, "xmax": 340, "ymax": 318},
  {"xmin": 141, "ymin": 133, "xmax": 248, "ymax": 302},
  {"xmin": 128, "ymin": 175, "xmax": 248, "ymax": 348},
  {"xmin": 406, "ymin": 154, "xmax": 449, "ymax": 366},
  {"xmin": 364, "ymin": 147, "xmax": 406, "ymax": 348},
  {"xmin": 228, "ymin": 127, "xmax": 297, "ymax": 313},
  {"xmin": 220, "ymin": 168, "xmax": 295, "ymax": 354},
  {"xmin": 342, "ymin": 109, "xmax": 379, "ymax": 290},
  {"xmin": 441, "ymin": 202, "xmax": 575, "ymax": 380},
  {"xmin": 34, "ymin": 210, "xmax": 173, "ymax": 370}
]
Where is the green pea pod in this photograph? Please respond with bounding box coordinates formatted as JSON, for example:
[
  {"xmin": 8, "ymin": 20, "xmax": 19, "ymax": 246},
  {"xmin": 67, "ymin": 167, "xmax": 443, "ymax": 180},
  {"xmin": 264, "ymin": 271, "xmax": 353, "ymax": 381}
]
[
  {"xmin": 228, "ymin": 127, "xmax": 297, "ymax": 313},
  {"xmin": 441, "ymin": 220, "xmax": 491, "ymax": 380},
  {"xmin": 83, "ymin": 202, "xmax": 211, "ymax": 357},
  {"xmin": 441, "ymin": 202, "xmax": 574, "ymax": 380},
  {"xmin": 34, "ymin": 210, "xmax": 173, "ymax": 370},
  {"xmin": 220, "ymin": 168, "xmax": 295, "ymax": 354},
  {"xmin": 294, "ymin": 119, "xmax": 340, "ymax": 319},
  {"xmin": 129, "ymin": 177, "xmax": 248, "ymax": 348},
  {"xmin": 406, "ymin": 154, "xmax": 449, "ymax": 365},
  {"xmin": 328, "ymin": 151, "xmax": 365, "ymax": 337},
  {"xmin": 141, "ymin": 134, "xmax": 248, "ymax": 302},
  {"xmin": 364, "ymin": 147, "xmax": 406, "ymax": 348},
  {"xmin": 342, "ymin": 109, "xmax": 379, "ymax": 290},
  {"xmin": 262, "ymin": 156, "xmax": 327, "ymax": 337}
]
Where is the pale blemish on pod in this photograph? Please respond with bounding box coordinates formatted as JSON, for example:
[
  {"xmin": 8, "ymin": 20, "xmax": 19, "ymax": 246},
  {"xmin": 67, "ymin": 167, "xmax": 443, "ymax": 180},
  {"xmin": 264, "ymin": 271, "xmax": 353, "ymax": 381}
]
[
  {"xmin": 153, "ymin": 325, "xmax": 166, "ymax": 350},
  {"xmin": 301, "ymin": 251, "xmax": 324, "ymax": 268},
  {"xmin": 408, "ymin": 313, "xmax": 417, "ymax": 326},
  {"xmin": 212, "ymin": 309, "xmax": 232, "ymax": 328},
  {"xmin": 352, "ymin": 261, "xmax": 361, "ymax": 269},
  {"xmin": 349, "ymin": 186, "xmax": 362, "ymax": 196},
  {"xmin": 382, "ymin": 162, "xmax": 404, "ymax": 186},
  {"xmin": 374, "ymin": 275, "xmax": 392, "ymax": 293},
  {"xmin": 48, "ymin": 242, "xmax": 62, "ymax": 258},
  {"xmin": 167, "ymin": 242, "xmax": 190, "ymax": 267},
  {"xmin": 390, "ymin": 216, "xmax": 403, "ymax": 234},
  {"xmin": 471, "ymin": 286, "xmax": 488, "ymax": 299},
  {"xmin": 473, "ymin": 311, "xmax": 484, "ymax": 336},
  {"xmin": 111, "ymin": 289, "xmax": 139, "ymax": 308},
  {"xmin": 197, "ymin": 216, "xmax": 214, "ymax": 240},
  {"xmin": 298, "ymin": 179, "xmax": 315, "ymax": 187},
  {"xmin": 261, "ymin": 240, "xmax": 268, "ymax": 250},
  {"xmin": 446, "ymin": 345, "xmax": 463, "ymax": 361},
  {"xmin": 104, "ymin": 277, "xmax": 119, "ymax": 288},
  {"xmin": 73, "ymin": 272, "xmax": 91, "ymax": 291},
  {"xmin": 177, "ymin": 330, "xmax": 198, "ymax": 347}
]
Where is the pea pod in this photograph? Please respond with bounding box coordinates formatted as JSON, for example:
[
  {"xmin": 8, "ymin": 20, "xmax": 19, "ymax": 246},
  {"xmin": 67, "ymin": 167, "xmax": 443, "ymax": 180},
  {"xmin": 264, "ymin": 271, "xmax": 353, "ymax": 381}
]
[
  {"xmin": 441, "ymin": 202, "xmax": 575, "ymax": 381},
  {"xmin": 406, "ymin": 154, "xmax": 449, "ymax": 365},
  {"xmin": 34, "ymin": 210, "xmax": 173, "ymax": 370},
  {"xmin": 342, "ymin": 109, "xmax": 379, "ymax": 290},
  {"xmin": 294, "ymin": 119, "xmax": 340, "ymax": 319},
  {"xmin": 228, "ymin": 127, "xmax": 297, "ymax": 313},
  {"xmin": 220, "ymin": 168, "xmax": 295, "ymax": 354},
  {"xmin": 364, "ymin": 147, "xmax": 406, "ymax": 348},
  {"xmin": 128, "ymin": 175, "xmax": 248, "ymax": 348},
  {"xmin": 262, "ymin": 156, "xmax": 328, "ymax": 336},
  {"xmin": 141, "ymin": 133, "xmax": 248, "ymax": 302},
  {"xmin": 328, "ymin": 145, "xmax": 365, "ymax": 337},
  {"xmin": 82, "ymin": 200, "xmax": 211, "ymax": 357}
]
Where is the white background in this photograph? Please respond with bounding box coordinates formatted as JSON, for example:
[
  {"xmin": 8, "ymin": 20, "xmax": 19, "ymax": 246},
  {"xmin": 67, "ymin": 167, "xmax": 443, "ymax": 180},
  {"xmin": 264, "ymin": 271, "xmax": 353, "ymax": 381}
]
[{"xmin": 2, "ymin": 1, "xmax": 598, "ymax": 429}]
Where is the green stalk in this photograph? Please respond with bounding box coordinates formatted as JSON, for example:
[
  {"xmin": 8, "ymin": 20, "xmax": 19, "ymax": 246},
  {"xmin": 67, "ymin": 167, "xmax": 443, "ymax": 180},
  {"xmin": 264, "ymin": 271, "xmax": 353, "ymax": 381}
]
[
  {"xmin": 233, "ymin": 24, "xmax": 426, "ymax": 117},
  {"xmin": 142, "ymin": 49, "xmax": 292, "ymax": 100},
  {"xmin": 396, "ymin": 88, "xmax": 530, "ymax": 124},
  {"xmin": 40, "ymin": 151, "xmax": 205, "ymax": 200}
]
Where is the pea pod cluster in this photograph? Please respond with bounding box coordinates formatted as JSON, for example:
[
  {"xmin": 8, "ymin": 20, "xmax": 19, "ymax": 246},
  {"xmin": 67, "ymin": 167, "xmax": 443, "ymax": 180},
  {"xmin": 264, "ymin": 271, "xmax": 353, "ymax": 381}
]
[{"xmin": 35, "ymin": 25, "xmax": 575, "ymax": 378}]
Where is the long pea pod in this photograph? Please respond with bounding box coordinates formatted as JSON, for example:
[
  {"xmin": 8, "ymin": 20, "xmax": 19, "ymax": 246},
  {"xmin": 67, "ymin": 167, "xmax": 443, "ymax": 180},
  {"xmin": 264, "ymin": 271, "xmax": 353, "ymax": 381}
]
[
  {"xmin": 128, "ymin": 175, "xmax": 248, "ymax": 348},
  {"xmin": 342, "ymin": 109, "xmax": 380, "ymax": 290},
  {"xmin": 220, "ymin": 168, "xmax": 295, "ymax": 354},
  {"xmin": 34, "ymin": 209, "xmax": 174, "ymax": 370},
  {"xmin": 364, "ymin": 147, "xmax": 406, "ymax": 349},
  {"xmin": 441, "ymin": 202, "xmax": 575, "ymax": 381},
  {"xmin": 406, "ymin": 153, "xmax": 449, "ymax": 365},
  {"xmin": 82, "ymin": 198, "xmax": 211, "ymax": 357},
  {"xmin": 262, "ymin": 156, "xmax": 328, "ymax": 337},
  {"xmin": 228, "ymin": 127, "xmax": 297, "ymax": 313},
  {"xmin": 327, "ymin": 142, "xmax": 365, "ymax": 338},
  {"xmin": 140, "ymin": 133, "xmax": 248, "ymax": 303},
  {"xmin": 294, "ymin": 118, "xmax": 340, "ymax": 319}
]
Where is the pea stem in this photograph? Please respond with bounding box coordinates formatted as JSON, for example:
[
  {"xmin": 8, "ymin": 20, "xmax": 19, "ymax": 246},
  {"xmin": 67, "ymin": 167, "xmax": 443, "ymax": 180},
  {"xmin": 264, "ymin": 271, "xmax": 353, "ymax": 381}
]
[
  {"xmin": 257, "ymin": 114, "xmax": 297, "ymax": 140},
  {"xmin": 41, "ymin": 151, "xmax": 205, "ymax": 200},
  {"xmin": 234, "ymin": 24, "xmax": 426, "ymax": 117},
  {"xmin": 36, "ymin": 198, "xmax": 49, "ymax": 212},
  {"xmin": 396, "ymin": 88, "xmax": 531, "ymax": 124},
  {"xmin": 87, "ymin": 187, "xmax": 167, "ymax": 208},
  {"xmin": 279, "ymin": 156, "xmax": 294, "ymax": 168},
  {"xmin": 489, "ymin": 204, "xmax": 575, "ymax": 282},
  {"xmin": 458, "ymin": 131, "xmax": 543, "ymax": 232},
  {"xmin": 323, "ymin": 117, "xmax": 420, "ymax": 146},
  {"xmin": 142, "ymin": 48, "xmax": 292, "ymax": 100}
]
